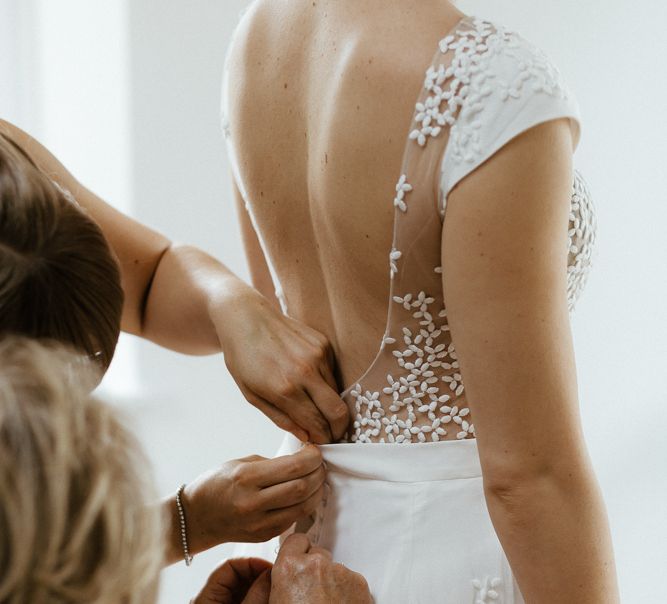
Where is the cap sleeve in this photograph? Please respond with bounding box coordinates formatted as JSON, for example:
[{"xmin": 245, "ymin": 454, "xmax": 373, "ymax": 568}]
[{"xmin": 439, "ymin": 22, "xmax": 581, "ymax": 214}]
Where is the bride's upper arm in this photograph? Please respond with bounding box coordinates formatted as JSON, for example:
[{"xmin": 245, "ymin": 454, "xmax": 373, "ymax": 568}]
[{"xmin": 441, "ymin": 119, "xmax": 589, "ymax": 485}]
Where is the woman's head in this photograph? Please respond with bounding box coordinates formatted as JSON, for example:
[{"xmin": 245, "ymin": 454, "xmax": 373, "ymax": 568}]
[
  {"xmin": 0, "ymin": 134, "xmax": 123, "ymax": 371},
  {"xmin": 0, "ymin": 337, "xmax": 164, "ymax": 604}
]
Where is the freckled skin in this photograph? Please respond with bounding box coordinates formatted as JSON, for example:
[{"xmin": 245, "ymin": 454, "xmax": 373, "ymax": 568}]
[{"xmin": 226, "ymin": 0, "xmax": 465, "ymax": 389}]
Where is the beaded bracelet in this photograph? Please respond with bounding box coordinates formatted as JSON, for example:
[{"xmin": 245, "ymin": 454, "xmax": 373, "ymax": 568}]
[{"xmin": 175, "ymin": 484, "xmax": 193, "ymax": 566}]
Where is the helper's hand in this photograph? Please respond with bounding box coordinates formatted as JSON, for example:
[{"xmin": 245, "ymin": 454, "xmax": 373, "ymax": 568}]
[
  {"xmin": 177, "ymin": 445, "xmax": 325, "ymax": 557},
  {"xmin": 269, "ymin": 534, "xmax": 373, "ymax": 604},
  {"xmin": 213, "ymin": 285, "xmax": 349, "ymax": 444},
  {"xmin": 191, "ymin": 558, "xmax": 272, "ymax": 604}
]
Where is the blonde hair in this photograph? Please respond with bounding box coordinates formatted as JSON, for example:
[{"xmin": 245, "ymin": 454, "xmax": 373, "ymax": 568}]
[{"xmin": 0, "ymin": 337, "xmax": 164, "ymax": 604}]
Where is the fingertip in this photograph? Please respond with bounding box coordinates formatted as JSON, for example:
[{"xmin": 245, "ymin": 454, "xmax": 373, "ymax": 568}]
[
  {"xmin": 289, "ymin": 426, "xmax": 310, "ymax": 442},
  {"xmin": 310, "ymin": 429, "xmax": 332, "ymax": 445},
  {"xmin": 278, "ymin": 532, "xmax": 311, "ymax": 557},
  {"xmin": 332, "ymin": 408, "xmax": 350, "ymax": 439},
  {"xmin": 300, "ymin": 444, "xmax": 324, "ymax": 464},
  {"xmin": 332, "ymin": 426, "xmax": 347, "ymax": 442}
]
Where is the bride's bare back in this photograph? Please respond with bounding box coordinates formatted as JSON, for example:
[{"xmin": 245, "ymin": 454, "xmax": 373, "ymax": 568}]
[
  {"xmin": 225, "ymin": 0, "xmax": 465, "ymax": 390},
  {"xmin": 225, "ymin": 0, "xmax": 595, "ymax": 448}
]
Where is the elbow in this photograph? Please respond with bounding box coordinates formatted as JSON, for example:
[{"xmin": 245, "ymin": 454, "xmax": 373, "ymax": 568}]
[
  {"xmin": 483, "ymin": 470, "xmax": 553, "ymax": 515},
  {"xmin": 482, "ymin": 455, "xmax": 595, "ymax": 515},
  {"xmin": 135, "ymin": 243, "xmax": 173, "ymax": 335}
]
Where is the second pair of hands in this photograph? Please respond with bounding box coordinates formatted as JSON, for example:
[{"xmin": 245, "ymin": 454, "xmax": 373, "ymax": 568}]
[
  {"xmin": 173, "ymin": 445, "xmax": 325, "ymax": 560},
  {"xmin": 166, "ymin": 280, "xmax": 350, "ymax": 561},
  {"xmin": 192, "ymin": 534, "xmax": 372, "ymax": 604}
]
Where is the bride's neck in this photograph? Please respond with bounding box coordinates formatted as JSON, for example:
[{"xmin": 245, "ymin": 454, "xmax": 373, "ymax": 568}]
[
  {"xmin": 323, "ymin": 0, "xmax": 456, "ymax": 9},
  {"xmin": 312, "ymin": 0, "xmax": 464, "ymax": 27}
]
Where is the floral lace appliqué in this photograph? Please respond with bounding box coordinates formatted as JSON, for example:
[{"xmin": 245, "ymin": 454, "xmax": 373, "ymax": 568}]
[
  {"xmin": 390, "ymin": 248, "xmax": 402, "ymax": 279},
  {"xmin": 393, "ymin": 175, "xmax": 413, "ymax": 212},
  {"xmin": 344, "ymin": 17, "xmax": 595, "ymax": 445},
  {"xmin": 472, "ymin": 576, "xmax": 503, "ymax": 603},
  {"xmin": 410, "ymin": 17, "xmax": 571, "ymax": 167},
  {"xmin": 567, "ymin": 170, "xmax": 597, "ymax": 311},
  {"xmin": 348, "ymin": 291, "xmax": 475, "ymax": 444}
]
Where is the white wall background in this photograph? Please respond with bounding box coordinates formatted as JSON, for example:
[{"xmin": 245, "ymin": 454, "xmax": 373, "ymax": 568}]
[{"xmin": 1, "ymin": 0, "xmax": 665, "ymax": 602}]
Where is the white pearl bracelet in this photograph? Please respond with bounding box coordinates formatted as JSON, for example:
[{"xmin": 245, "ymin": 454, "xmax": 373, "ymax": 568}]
[{"xmin": 175, "ymin": 484, "xmax": 193, "ymax": 566}]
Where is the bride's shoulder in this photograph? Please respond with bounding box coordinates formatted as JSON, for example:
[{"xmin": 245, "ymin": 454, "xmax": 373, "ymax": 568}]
[
  {"xmin": 224, "ymin": 0, "xmax": 307, "ymax": 80},
  {"xmin": 434, "ymin": 16, "xmax": 582, "ymax": 201},
  {"xmin": 441, "ymin": 15, "xmax": 575, "ymax": 101},
  {"xmin": 225, "ymin": 0, "xmax": 267, "ymax": 58},
  {"xmin": 226, "ymin": 0, "xmax": 303, "ymax": 50},
  {"xmin": 223, "ymin": 1, "xmax": 276, "ymax": 104}
]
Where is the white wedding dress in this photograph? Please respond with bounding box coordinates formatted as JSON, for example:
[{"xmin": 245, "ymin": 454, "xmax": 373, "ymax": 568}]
[{"xmin": 223, "ymin": 14, "xmax": 596, "ymax": 604}]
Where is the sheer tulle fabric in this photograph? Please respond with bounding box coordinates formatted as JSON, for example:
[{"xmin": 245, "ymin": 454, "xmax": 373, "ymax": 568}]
[{"xmin": 337, "ymin": 16, "xmax": 589, "ymax": 446}]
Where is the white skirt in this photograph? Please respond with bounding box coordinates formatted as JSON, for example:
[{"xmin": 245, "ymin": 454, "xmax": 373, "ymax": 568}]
[{"xmin": 234, "ymin": 434, "xmax": 525, "ymax": 604}]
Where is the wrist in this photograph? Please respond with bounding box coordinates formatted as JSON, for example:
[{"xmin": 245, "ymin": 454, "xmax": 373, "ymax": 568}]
[
  {"xmin": 182, "ymin": 478, "xmax": 233, "ymax": 554},
  {"xmin": 207, "ymin": 279, "xmax": 272, "ymax": 354},
  {"xmin": 176, "ymin": 485, "xmax": 194, "ymax": 566},
  {"xmin": 163, "ymin": 485, "xmax": 208, "ymax": 566},
  {"xmin": 163, "ymin": 493, "xmax": 190, "ymax": 566}
]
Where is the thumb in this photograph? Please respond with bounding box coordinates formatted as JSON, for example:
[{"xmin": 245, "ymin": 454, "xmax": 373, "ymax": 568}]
[{"xmin": 242, "ymin": 569, "xmax": 272, "ymax": 604}]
